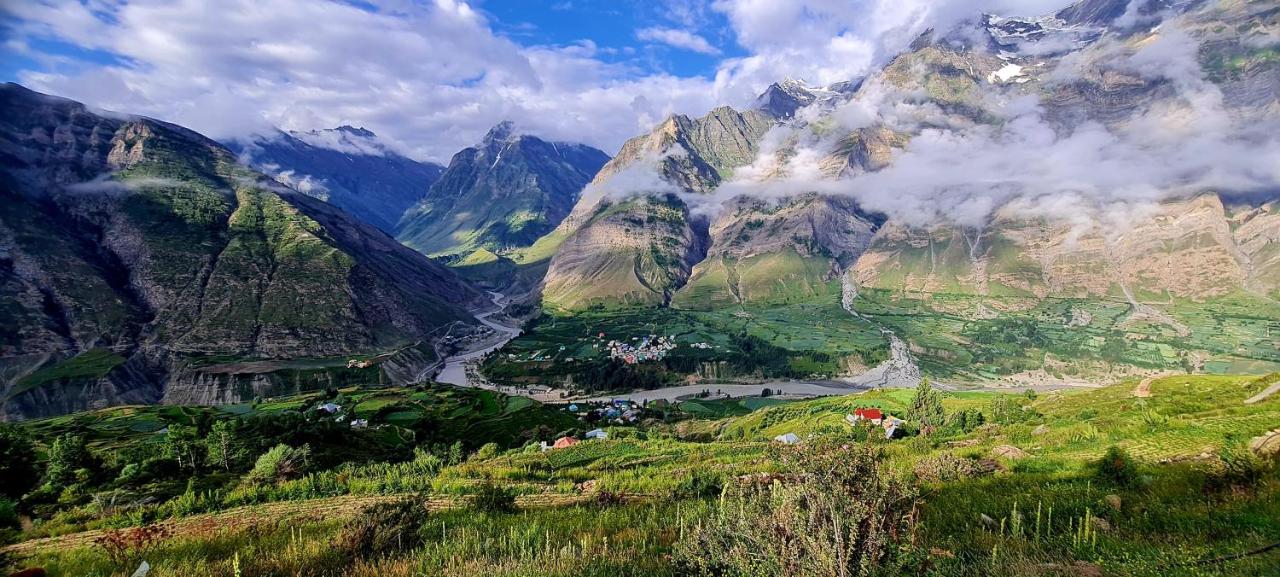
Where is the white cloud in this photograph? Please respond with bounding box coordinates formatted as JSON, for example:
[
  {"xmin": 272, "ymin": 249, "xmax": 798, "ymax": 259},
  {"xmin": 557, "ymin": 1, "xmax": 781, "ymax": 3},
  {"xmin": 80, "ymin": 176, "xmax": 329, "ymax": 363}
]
[
  {"xmin": 1, "ymin": 0, "xmax": 1098, "ymax": 165},
  {"xmin": 636, "ymin": 27, "xmax": 720, "ymax": 55}
]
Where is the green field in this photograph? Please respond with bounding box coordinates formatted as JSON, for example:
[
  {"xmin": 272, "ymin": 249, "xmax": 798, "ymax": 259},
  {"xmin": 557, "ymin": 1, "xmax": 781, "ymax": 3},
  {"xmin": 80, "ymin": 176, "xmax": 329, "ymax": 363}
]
[{"xmin": 4, "ymin": 373, "xmax": 1278, "ymax": 576}]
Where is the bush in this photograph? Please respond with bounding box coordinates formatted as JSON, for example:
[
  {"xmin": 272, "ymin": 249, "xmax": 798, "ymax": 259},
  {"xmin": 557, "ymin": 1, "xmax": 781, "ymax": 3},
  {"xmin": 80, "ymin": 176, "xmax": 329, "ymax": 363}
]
[
  {"xmin": 1207, "ymin": 437, "xmax": 1275, "ymax": 492},
  {"xmin": 245, "ymin": 444, "xmax": 311, "ymax": 485},
  {"xmin": 94, "ymin": 524, "xmax": 171, "ymax": 572},
  {"xmin": 674, "ymin": 469, "xmax": 724, "ymax": 498},
  {"xmin": 914, "ymin": 453, "xmax": 982, "ymax": 482},
  {"xmin": 470, "ymin": 482, "xmax": 517, "ymax": 514},
  {"xmin": 0, "ymin": 424, "xmax": 38, "ymax": 500},
  {"xmin": 335, "ymin": 497, "xmax": 429, "ymax": 559},
  {"xmin": 473, "ymin": 442, "xmax": 500, "ymax": 460},
  {"xmin": 1095, "ymin": 446, "xmax": 1139, "ymax": 488},
  {"xmin": 676, "ymin": 441, "xmax": 919, "ymax": 576}
]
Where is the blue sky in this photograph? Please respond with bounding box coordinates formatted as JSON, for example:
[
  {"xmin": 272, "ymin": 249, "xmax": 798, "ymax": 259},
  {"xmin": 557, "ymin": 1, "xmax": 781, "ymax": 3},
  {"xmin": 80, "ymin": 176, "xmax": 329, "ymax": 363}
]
[
  {"xmin": 482, "ymin": 0, "xmax": 747, "ymax": 78},
  {"xmin": 0, "ymin": 0, "xmax": 1062, "ymax": 161}
]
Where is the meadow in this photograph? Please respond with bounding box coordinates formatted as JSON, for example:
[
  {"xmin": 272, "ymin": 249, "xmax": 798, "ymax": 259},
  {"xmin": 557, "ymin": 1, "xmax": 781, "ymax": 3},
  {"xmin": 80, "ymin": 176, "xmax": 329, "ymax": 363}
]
[{"xmin": 2, "ymin": 373, "xmax": 1277, "ymax": 576}]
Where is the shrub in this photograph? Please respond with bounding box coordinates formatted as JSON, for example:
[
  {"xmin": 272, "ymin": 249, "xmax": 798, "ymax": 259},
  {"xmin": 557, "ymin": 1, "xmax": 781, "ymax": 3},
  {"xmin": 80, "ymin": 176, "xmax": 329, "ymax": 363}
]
[
  {"xmin": 676, "ymin": 441, "xmax": 919, "ymax": 576},
  {"xmin": 335, "ymin": 497, "xmax": 429, "ymax": 559},
  {"xmin": 674, "ymin": 469, "xmax": 724, "ymax": 499},
  {"xmin": 1094, "ymin": 446, "xmax": 1139, "ymax": 488},
  {"xmin": 914, "ymin": 453, "xmax": 981, "ymax": 482},
  {"xmin": 470, "ymin": 482, "xmax": 517, "ymax": 514},
  {"xmin": 94, "ymin": 523, "xmax": 171, "ymax": 571},
  {"xmin": 473, "ymin": 442, "xmax": 500, "ymax": 460},
  {"xmin": 245, "ymin": 444, "xmax": 311, "ymax": 485},
  {"xmin": 1207, "ymin": 437, "xmax": 1275, "ymax": 493},
  {"xmin": 0, "ymin": 498, "xmax": 17, "ymax": 529}
]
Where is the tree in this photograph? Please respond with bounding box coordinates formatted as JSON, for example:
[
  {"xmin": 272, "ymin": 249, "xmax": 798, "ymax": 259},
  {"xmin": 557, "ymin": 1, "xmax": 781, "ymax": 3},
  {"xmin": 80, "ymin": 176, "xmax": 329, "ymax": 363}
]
[
  {"xmin": 45, "ymin": 433, "xmax": 90, "ymax": 489},
  {"xmin": 447, "ymin": 441, "xmax": 465, "ymax": 466},
  {"xmin": 205, "ymin": 420, "xmax": 244, "ymax": 471},
  {"xmin": 0, "ymin": 424, "xmax": 38, "ymax": 499},
  {"xmin": 908, "ymin": 378, "xmax": 946, "ymax": 431},
  {"xmin": 164, "ymin": 423, "xmax": 204, "ymax": 473}
]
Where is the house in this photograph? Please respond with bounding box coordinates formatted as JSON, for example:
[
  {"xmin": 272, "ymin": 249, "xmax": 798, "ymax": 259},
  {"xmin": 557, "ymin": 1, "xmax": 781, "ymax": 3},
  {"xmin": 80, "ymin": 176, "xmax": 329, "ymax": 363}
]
[
  {"xmin": 849, "ymin": 408, "xmax": 884, "ymax": 425},
  {"xmin": 319, "ymin": 403, "xmax": 342, "ymax": 414},
  {"xmin": 552, "ymin": 436, "xmax": 579, "ymax": 449},
  {"xmin": 774, "ymin": 432, "xmax": 800, "ymax": 444},
  {"xmin": 350, "ymin": 419, "xmax": 369, "ymax": 429},
  {"xmin": 585, "ymin": 428, "xmax": 608, "ymax": 440}
]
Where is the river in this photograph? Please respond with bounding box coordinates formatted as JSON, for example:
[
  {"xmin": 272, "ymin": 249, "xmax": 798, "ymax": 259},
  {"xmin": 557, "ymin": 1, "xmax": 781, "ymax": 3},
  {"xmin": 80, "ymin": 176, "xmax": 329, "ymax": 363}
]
[{"xmin": 435, "ymin": 291, "xmax": 522, "ymax": 388}]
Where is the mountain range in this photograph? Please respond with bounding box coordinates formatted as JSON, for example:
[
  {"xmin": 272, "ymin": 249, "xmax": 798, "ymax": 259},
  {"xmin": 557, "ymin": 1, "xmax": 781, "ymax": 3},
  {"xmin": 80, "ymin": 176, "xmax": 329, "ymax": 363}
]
[
  {"xmin": 0, "ymin": 83, "xmax": 485, "ymax": 418},
  {"xmin": 2, "ymin": 0, "xmax": 1278, "ymax": 419},
  {"xmin": 530, "ymin": 0, "xmax": 1280, "ymax": 382}
]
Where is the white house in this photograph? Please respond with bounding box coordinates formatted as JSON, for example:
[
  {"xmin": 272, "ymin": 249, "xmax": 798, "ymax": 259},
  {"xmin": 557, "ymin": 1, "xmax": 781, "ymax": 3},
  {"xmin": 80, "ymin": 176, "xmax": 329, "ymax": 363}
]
[
  {"xmin": 585, "ymin": 428, "xmax": 608, "ymax": 440},
  {"xmin": 774, "ymin": 432, "xmax": 800, "ymax": 444},
  {"xmin": 319, "ymin": 403, "xmax": 341, "ymax": 414}
]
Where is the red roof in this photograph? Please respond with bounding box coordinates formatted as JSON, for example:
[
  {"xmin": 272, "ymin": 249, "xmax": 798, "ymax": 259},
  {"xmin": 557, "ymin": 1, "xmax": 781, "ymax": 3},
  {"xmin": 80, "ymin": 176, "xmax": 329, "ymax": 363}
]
[
  {"xmin": 553, "ymin": 436, "xmax": 579, "ymax": 449},
  {"xmin": 855, "ymin": 408, "xmax": 883, "ymax": 420}
]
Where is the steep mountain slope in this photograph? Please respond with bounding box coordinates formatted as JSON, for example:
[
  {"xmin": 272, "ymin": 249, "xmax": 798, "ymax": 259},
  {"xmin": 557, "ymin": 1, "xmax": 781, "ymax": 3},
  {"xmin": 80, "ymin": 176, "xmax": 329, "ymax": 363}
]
[
  {"xmin": 0, "ymin": 84, "xmax": 486, "ymax": 419},
  {"xmin": 531, "ymin": 0, "xmax": 1280, "ymax": 382},
  {"xmin": 228, "ymin": 127, "xmax": 444, "ymax": 234},
  {"xmin": 673, "ymin": 195, "xmax": 881, "ymax": 309},
  {"xmin": 396, "ymin": 122, "xmax": 608, "ymax": 258},
  {"xmin": 540, "ymin": 106, "xmax": 775, "ymax": 309}
]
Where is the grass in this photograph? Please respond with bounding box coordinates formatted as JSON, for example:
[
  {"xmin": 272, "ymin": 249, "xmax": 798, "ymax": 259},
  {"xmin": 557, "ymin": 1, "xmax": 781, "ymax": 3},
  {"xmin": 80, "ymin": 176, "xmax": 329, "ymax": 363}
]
[
  {"xmin": 10, "ymin": 349, "xmax": 127, "ymax": 399},
  {"xmin": 7, "ymin": 374, "xmax": 1279, "ymax": 576}
]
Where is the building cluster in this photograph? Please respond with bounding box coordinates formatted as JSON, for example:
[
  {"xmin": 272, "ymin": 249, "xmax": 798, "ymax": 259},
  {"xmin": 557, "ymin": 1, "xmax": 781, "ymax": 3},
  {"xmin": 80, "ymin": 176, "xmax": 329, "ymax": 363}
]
[
  {"xmin": 603, "ymin": 334, "xmax": 677, "ymax": 364},
  {"xmin": 568, "ymin": 399, "xmax": 643, "ymax": 424}
]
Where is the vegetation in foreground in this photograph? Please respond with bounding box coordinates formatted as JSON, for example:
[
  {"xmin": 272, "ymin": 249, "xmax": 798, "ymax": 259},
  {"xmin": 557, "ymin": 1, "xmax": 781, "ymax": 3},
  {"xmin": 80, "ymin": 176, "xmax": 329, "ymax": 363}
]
[{"xmin": 0, "ymin": 373, "xmax": 1277, "ymax": 576}]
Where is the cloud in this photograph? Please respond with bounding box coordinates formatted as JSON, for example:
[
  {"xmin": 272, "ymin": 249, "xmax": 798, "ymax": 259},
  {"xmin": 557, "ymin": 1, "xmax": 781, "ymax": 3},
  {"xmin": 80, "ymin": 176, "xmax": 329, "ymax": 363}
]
[
  {"xmin": 64, "ymin": 174, "xmax": 190, "ymax": 195},
  {"xmin": 2, "ymin": 0, "xmax": 723, "ymax": 162},
  {"xmin": 689, "ymin": 10, "xmax": 1280, "ymax": 229},
  {"xmin": 1, "ymin": 0, "xmax": 1093, "ymax": 166},
  {"xmin": 636, "ymin": 27, "xmax": 720, "ymax": 55}
]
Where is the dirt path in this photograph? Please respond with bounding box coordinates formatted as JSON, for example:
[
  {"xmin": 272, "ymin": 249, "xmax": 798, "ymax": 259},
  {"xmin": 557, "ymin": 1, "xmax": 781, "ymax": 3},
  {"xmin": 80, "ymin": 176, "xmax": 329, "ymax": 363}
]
[
  {"xmin": 1133, "ymin": 376, "xmax": 1157, "ymax": 398},
  {"xmin": 1245, "ymin": 381, "xmax": 1280, "ymax": 405},
  {"xmin": 2, "ymin": 493, "xmax": 592, "ymax": 555}
]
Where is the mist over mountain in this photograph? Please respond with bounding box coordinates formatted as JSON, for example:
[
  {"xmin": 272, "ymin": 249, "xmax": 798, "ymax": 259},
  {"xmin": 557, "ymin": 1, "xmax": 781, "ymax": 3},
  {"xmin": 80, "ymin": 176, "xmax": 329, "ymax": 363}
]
[{"xmin": 227, "ymin": 127, "xmax": 445, "ymax": 234}]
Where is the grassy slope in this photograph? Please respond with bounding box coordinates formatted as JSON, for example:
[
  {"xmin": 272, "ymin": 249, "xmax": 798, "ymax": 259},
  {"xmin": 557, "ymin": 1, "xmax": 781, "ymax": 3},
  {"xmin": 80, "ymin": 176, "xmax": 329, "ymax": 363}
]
[{"xmin": 10, "ymin": 374, "xmax": 1279, "ymax": 576}]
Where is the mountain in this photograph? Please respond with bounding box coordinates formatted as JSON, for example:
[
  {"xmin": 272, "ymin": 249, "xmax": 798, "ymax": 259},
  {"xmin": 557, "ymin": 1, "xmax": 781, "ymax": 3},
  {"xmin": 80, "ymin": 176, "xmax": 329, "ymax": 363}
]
[
  {"xmin": 531, "ymin": 0, "xmax": 1280, "ymax": 381},
  {"xmin": 395, "ymin": 122, "xmax": 609, "ymax": 259},
  {"xmin": 752, "ymin": 79, "xmax": 857, "ymax": 119},
  {"xmin": 228, "ymin": 126, "xmax": 444, "ymax": 234},
  {"xmin": 540, "ymin": 106, "xmax": 774, "ymax": 309},
  {"xmin": 0, "ymin": 83, "xmax": 486, "ymax": 419}
]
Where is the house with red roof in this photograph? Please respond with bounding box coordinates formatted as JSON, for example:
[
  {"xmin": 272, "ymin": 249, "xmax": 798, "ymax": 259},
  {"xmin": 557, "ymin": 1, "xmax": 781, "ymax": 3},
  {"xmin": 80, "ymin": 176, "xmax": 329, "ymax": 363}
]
[
  {"xmin": 846, "ymin": 408, "xmax": 884, "ymax": 425},
  {"xmin": 552, "ymin": 436, "xmax": 579, "ymax": 449}
]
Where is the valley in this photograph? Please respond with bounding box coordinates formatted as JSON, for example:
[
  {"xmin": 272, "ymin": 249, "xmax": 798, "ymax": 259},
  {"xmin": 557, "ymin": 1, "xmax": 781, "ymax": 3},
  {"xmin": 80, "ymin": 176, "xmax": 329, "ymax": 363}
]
[{"xmin": 1, "ymin": 0, "xmax": 1279, "ymax": 575}]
